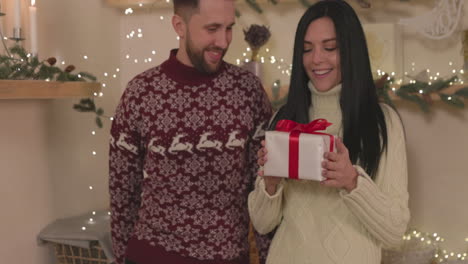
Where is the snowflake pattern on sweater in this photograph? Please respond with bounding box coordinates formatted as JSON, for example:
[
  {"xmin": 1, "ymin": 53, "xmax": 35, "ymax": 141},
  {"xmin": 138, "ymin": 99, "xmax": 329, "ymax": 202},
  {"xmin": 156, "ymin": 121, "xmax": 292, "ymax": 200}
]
[{"xmin": 109, "ymin": 50, "xmax": 272, "ymax": 264}]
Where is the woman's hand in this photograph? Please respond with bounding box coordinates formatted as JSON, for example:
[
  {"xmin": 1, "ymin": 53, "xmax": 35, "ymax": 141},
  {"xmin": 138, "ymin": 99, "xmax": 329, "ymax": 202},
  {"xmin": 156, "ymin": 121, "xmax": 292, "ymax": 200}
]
[
  {"xmin": 257, "ymin": 140, "xmax": 282, "ymax": 195},
  {"xmin": 321, "ymin": 138, "xmax": 358, "ymax": 192}
]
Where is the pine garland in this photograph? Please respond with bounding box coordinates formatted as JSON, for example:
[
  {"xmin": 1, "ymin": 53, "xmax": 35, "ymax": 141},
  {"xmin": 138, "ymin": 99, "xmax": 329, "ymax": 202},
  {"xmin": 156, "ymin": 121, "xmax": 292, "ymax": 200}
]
[
  {"xmin": 271, "ymin": 75, "xmax": 468, "ymax": 112},
  {"xmin": 377, "ymin": 74, "xmax": 468, "ymax": 112},
  {"xmin": 0, "ymin": 45, "xmax": 104, "ymax": 128}
]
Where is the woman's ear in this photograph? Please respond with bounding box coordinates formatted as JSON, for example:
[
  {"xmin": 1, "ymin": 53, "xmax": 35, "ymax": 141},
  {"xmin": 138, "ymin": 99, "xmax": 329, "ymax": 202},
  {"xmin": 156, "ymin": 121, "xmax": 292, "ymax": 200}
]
[{"xmin": 172, "ymin": 14, "xmax": 186, "ymax": 40}]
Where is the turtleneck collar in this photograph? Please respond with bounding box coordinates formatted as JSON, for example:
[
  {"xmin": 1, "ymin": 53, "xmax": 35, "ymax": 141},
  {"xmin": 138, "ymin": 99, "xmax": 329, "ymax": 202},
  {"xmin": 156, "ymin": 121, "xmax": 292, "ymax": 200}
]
[
  {"xmin": 161, "ymin": 49, "xmax": 226, "ymax": 85},
  {"xmin": 307, "ymin": 81, "xmax": 343, "ymax": 136}
]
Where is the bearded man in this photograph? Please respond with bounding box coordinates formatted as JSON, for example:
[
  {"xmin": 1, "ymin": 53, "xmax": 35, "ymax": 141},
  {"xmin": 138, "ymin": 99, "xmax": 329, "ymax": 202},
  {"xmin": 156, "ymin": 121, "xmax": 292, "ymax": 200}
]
[{"xmin": 109, "ymin": 0, "xmax": 273, "ymax": 263}]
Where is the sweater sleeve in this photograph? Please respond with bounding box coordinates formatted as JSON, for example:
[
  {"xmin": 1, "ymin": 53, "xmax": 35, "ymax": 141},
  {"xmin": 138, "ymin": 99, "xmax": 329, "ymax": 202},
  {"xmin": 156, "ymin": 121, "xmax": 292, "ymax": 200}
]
[
  {"xmin": 109, "ymin": 81, "xmax": 144, "ymax": 264},
  {"xmin": 248, "ymin": 177, "xmax": 285, "ymax": 235},
  {"xmin": 340, "ymin": 104, "xmax": 410, "ymax": 249},
  {"xmin": 246, "ymin": 75, "xmax": 274, "ymax": 264}
]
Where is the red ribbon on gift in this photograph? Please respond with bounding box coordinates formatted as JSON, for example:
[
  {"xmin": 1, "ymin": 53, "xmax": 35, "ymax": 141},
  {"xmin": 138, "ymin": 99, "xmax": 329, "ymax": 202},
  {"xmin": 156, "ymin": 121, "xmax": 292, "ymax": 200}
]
[{"xmin": 275, "ymin": 119, "xmax": 335, "ymax": 180}]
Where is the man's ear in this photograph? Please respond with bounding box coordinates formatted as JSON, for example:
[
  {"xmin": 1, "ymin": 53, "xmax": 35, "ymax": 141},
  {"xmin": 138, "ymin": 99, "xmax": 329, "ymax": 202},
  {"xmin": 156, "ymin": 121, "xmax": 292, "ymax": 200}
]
[{"xmin": 172, "ymin": 14, "xmax": 186, "ymax": 39}]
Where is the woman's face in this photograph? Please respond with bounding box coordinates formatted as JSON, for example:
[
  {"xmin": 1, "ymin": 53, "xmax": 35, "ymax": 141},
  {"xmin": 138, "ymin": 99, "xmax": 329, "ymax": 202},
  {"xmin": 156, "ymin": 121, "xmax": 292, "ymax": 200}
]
[{"xmin": 302, "ymin": 17, "xmax": 341, "ymax": 92}]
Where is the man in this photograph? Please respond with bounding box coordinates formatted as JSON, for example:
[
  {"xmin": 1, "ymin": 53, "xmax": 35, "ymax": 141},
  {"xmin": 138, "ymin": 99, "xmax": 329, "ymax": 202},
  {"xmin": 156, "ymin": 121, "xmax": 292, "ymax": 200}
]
[{"xmin": 109, "ymin": 0, "xmax": 272, "ymax": 263}]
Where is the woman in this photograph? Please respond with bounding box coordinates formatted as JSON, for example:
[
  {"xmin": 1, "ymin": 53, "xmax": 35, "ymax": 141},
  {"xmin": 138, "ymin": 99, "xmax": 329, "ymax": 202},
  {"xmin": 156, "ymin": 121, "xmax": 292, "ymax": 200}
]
[{"xmin": 248, "ymin": 1, "xmax": 410, "ymax": 263}]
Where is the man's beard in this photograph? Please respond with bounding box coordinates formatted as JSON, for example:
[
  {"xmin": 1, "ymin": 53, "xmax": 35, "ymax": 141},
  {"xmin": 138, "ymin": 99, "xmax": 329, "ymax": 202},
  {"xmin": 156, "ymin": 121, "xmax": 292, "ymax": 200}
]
[{"xmin": 186, "ymin": 35, "xmax": 225, "ymax": 74}]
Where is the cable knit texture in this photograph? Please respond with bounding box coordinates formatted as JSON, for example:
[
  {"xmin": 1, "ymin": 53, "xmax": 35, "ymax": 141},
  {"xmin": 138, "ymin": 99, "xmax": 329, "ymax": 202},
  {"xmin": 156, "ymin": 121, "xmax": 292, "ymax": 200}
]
[
  {"xmin": 248, "ymin": 82, "xmax": 410, "ymax": 264},
  {"xmin": 110, "ymin": 50, "xmax": 272, "ymax": 264}
]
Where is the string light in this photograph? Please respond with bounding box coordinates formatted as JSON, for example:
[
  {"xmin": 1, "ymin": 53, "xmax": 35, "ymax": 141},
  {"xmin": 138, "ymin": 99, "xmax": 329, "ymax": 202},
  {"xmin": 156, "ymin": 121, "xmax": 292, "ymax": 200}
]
[{"xmin": 125, "ymin": 8, "xmax": 133, "ymax": 15}]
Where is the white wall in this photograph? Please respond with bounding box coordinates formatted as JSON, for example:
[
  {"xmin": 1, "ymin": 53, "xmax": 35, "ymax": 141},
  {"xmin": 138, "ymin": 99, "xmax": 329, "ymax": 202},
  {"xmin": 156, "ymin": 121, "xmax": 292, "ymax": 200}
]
[
  {"xmin": 0, "ymin": 0, "xmax": 120, "ymax": 263},
  {"xmin": 0, "ymin": 1, "xmax": 467, "ymax": 264}
]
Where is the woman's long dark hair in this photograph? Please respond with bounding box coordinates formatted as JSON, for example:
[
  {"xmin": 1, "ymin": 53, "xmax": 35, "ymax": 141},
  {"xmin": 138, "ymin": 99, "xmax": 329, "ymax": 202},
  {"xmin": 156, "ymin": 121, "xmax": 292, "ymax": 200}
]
[{"xmin": 271, "ymin": 0, "xmax": 387, "ymax": 179}]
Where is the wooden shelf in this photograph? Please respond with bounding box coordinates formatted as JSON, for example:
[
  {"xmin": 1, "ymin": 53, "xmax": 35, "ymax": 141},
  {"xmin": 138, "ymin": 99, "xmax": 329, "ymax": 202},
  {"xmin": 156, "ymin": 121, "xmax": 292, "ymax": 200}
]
[
  {"xmin": 105, "ymin": 0, "xmax": 296, "ymax": 9},
  {"xmin": 0, "ymin": 80, "xmax": 101, "ymax": 99}
]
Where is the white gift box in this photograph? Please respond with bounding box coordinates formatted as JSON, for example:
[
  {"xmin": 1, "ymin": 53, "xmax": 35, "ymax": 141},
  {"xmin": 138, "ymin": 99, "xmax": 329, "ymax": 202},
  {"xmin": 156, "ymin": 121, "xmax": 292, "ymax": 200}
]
[{"xmin": 264, "ymin": 131, "xmax": 336, "ymax": 181}]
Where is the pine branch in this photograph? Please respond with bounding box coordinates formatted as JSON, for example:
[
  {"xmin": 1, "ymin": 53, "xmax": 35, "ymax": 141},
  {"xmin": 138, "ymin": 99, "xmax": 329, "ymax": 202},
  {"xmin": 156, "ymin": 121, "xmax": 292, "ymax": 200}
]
[
  {"xmin": 454, "ymin": 87, "xmax": 468, "ymax": 98},
  {"xmin": 396, "ymin": 92, "xmax": 430, "ymax": 112},
  {"xmin": 0, "ymin": 45, "xmax": 103, "ymax": 128},
  {"xmin": 440, "ymin": 94, "xmax": 465, "ymax": 108},
  {"xmin": 245, "ymin": 0, "xmax": 263, "ymax": 13},
  {"xmin": 298, "ymin": 0, "xmax": 312, "ymax": 7}
]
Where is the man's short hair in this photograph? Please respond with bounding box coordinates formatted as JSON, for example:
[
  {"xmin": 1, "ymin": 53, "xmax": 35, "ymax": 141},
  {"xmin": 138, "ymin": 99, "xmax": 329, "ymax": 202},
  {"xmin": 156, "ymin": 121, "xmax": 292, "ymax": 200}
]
[{"xmin": 173, "ymin": 0, "xmax": 200, "ymax": 22}]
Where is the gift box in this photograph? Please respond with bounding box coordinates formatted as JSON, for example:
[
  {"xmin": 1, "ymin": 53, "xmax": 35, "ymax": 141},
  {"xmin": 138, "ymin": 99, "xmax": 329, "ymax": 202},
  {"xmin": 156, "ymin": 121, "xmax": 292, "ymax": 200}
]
[{"xmin": 263, "ymin": 119, "xmax": 336, "ymax": 181}]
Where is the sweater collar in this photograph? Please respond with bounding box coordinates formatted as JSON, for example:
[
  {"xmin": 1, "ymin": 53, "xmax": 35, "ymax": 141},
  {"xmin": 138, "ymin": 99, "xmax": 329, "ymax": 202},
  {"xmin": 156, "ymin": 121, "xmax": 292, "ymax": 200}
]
[
  {"xmin": 307, "ymin": 81, "xmax": 342, "ymax": 135},
  {"xmin": 161, "ymin": 49, "xmax": 226, "ymax": 85},
  {"xmin": 308, "ymin": 81, "xmax": 342, "ymax": 111}
]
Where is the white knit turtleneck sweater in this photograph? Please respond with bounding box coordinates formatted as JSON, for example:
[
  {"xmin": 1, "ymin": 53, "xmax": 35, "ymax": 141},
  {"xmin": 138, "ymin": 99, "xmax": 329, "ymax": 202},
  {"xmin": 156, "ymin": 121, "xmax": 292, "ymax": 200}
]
[{"xmin": 248, "ymin": 82, "xmax": 410, "ymax": 264}]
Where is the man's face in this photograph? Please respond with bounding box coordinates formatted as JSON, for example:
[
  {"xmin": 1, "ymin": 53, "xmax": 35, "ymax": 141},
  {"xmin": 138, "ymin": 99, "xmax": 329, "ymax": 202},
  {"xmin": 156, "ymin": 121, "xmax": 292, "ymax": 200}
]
[{"xmin": 183, "ymin": 0, "xmax": 235, "ymax": 74}]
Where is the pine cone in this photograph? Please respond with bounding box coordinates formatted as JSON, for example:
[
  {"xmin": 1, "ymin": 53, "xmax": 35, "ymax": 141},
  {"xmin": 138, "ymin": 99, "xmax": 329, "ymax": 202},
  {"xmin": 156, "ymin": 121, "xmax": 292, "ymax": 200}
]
[
  {"xmin": 243, "ymin": 24, "xmax": 271, "ymax": 51},
  {"xmin": 47, "ymin": 57, "xmax": 57, "ymax": 66},
  {"xmin": 65, "ymin": 65, "xmax": 76, "ymax": 73}
]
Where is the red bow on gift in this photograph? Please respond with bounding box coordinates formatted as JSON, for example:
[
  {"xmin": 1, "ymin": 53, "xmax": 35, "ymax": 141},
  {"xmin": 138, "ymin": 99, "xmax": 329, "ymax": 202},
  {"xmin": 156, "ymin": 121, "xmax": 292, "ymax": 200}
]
[
  {"xmin": 274, "ymin": 119, "xmax": 335, "ymax": 180},
  {"xmin": 275, "ymin": 119, "xmax": 333, "ymax": 134}
]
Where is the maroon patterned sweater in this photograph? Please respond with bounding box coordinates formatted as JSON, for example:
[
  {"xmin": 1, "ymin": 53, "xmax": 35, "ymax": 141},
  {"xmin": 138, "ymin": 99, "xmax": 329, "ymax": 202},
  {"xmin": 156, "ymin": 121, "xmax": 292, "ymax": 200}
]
[{"xmin": 109, "ymin": 49, "xmax": 272, "ymax": 264}]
